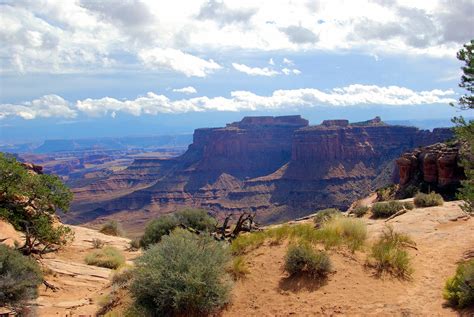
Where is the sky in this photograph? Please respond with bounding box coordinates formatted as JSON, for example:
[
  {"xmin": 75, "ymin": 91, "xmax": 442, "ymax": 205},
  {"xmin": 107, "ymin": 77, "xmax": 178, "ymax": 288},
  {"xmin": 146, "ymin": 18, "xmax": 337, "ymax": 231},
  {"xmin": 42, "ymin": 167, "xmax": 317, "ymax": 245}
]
[{"xmin": 0, "ymin": 0, "xmax": 473, "ymax": 143}]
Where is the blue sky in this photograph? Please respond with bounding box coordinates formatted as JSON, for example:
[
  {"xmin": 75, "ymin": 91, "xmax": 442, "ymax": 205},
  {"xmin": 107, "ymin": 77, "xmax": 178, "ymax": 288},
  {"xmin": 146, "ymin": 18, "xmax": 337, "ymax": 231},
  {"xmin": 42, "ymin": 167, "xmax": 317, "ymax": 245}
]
[{"xmin": 0, "ymin": 0, "xmax": 473, "ymax": 142}]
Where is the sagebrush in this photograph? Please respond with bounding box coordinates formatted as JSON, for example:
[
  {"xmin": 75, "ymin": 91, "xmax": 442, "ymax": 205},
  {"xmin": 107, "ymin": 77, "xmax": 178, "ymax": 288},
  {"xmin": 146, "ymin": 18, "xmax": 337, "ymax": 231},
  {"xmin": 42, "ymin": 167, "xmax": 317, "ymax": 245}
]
[
  {"xmin": 284, "ymin": 242, "xmax": 331, "ymax": 279},
  {"xmin": 99, "ymin": 220, "xmax": 124, "ymax": 237},
  {"xmin": 131, "ymin": 229, "xmax": 232, "ymax": 316},
  {"xmin": 443, "ymin": 259, "xmax": 474, "ymax": 308},
  {"xmin": 0, "ymin": 245, "xmax": 43, "ymax": 306},
  {"xmin": 85, "ymin": 246, "xmax": 125, "ymax": 269},
  {"xmin": 414, "ymin": 192, "xmax": 444, "ymax": 208},
  {"xmin": 371, "ymin": 201, "xmax": 414, "ymax": 218}
]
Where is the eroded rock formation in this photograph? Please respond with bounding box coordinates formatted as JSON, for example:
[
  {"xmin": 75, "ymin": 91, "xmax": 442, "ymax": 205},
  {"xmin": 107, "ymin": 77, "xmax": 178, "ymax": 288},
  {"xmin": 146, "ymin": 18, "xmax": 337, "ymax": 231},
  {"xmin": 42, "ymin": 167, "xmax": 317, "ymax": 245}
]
[
  {"xmin": 70, "ymin": 116, "xmax": 454, "ymax": 225},
  {"xmin": 396, "ymin": 142, "xmax": 464, "ymax": 196}
]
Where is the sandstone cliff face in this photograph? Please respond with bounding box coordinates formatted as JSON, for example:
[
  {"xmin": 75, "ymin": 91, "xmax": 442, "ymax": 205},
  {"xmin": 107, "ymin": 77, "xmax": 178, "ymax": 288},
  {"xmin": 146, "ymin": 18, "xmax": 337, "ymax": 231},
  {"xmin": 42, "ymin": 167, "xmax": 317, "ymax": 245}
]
[
  {"xmin": 396, "ymin": 142, "xmax": 464, "ymax": 194},
  {"xmin": 70, "ymin": 116, "xmax": 454, "ymax": 224}
]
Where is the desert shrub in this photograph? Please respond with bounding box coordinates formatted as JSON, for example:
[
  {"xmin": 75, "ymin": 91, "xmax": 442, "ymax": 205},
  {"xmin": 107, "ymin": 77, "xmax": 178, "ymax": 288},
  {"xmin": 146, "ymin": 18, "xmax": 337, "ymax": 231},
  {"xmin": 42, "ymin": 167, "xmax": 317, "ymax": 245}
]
[
  {"xmin": 369, "ymin": 226, "xmax": 415, "ymax": 278},
  {"xmin": 313, "ymin": 208, "xmax": 341, "ymax": 225},
  {"xmin": 131, "ymin": 229, "xmax": 232, "ymax": 316},
  {"xmin": 85, "ymin": 246, "xmax": 125, "ymax": 269},
  {"xmin": 99, "ymin": 220, "xmax": 124, "ymax": 237},
  {"xmin": 398, "ymin": 185, "xmax": 419, "ymax": 199},
  {"xmin": 228, "ymin": 256, "xmax": 250, "ymax": 280},
  {"xmin": 316, "ymin": 216, "xmax": 367, "ymax": 252},
  {"xmin": 0, "ymin": 245, "xmax": 43, "ymax": 306},
  {"xmin": 353, "ymin": 206, "xmax": 369, "ymax": 218},
  {"xmin": 112, "ymin": 267, "xmax": 134, "ymax": 288},
  {"xmin": 140, "ymin": 215, "xmax": 179, "ymax": 248},
  {"xmin": 174, "ymin": 208, "xmax": 217, "ymax": 232},
  {"xmin": 128, "ymin": 238, "xmax": 140, "ymax": 251},
  {"xmin": 371, "ymin": 200, "xmax": 413, "ymax": 218},
  {"xmin": 376, "ymin": 184, "xmax": 398, "ymax": 201},
  {"xmin": 92, "ymin": 238, "xmax": 105, "ymax": 249},
  {"xmin": 444, "ymin": 259, "xmax": 474, "ymax": 308},
  {"xmin": 414, "ymin": 192, "xmax": 444, "ymax": 208},
  {"xmin": 284, "ymin": 242, "xmax": 331, "ymax": 279}
]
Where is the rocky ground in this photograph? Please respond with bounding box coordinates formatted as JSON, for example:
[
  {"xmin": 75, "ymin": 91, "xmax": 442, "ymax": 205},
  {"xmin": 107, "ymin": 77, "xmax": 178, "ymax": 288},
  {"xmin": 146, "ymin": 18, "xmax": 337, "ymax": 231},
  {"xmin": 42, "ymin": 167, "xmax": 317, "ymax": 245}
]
[
  {"xmin": 224, "ymin": 200, "xmax": 474, "ymax": 316},
  {"xmin": 0, "ymin": 221, "xmax": 139, "ymax": 317},
  {"xmin": 1, "ymin": 200, "xmax": 473, "ymax": 316}
]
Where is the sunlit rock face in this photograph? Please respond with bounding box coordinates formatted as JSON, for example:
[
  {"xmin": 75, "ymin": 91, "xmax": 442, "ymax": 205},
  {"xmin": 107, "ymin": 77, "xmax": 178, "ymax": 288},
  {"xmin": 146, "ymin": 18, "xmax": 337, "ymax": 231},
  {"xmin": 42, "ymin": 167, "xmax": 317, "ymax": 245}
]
[{"xmin": 70, "ymin": 116, "xmax": 454, "ymax": 225}]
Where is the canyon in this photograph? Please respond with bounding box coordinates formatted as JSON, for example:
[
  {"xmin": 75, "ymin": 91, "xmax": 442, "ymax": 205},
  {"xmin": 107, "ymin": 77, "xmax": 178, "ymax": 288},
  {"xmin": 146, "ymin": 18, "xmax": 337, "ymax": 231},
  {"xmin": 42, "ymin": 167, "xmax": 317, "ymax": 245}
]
[{"xmin": 68, "ymin": 115, "xmax": 454, "ymax": 230}]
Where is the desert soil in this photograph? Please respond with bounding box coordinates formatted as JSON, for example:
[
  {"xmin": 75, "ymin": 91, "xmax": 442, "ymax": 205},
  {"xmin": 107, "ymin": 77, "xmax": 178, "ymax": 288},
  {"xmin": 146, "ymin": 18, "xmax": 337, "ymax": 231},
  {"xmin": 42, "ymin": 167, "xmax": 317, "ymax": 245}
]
[{"xmin": 224, "ymin": 200, "xmax": 474, "ymax": 316}]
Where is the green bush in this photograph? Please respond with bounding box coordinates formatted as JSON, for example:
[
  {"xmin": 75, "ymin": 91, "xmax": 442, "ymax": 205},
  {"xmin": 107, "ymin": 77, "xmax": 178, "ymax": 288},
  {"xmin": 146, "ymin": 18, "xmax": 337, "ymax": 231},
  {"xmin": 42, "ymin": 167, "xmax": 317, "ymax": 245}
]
[
  {"xmin": 140, "ymin": 215, "xmax": 179, "ymax": 248},
  {"xmin": 0, "ymin": 245, "xmax": 43, "ymax": 306},
  {"xmin": 414, "ymin": 192, "xmax": 444, "ymax": 208},
  {"xmin": 85, "ymin": 246, "xmax": 125, "ymax": 269},
  {"xmin": 131, "ymin": 229, "xmax": 232, "ymax": 316},
  {"xmin": 313, "ymin": 208, "xmax": 341, "ymax": 225},
  {"xmin": 353, "ymin": 206, "xmax": 369, "ymax": 218},
  {"xmin": 140, "ymin": 210, "xmax": 217, "ymax": 248},
  {"xmin": 443, "ymin": 259, "xmax": 474, "ymax": 308},
  {"xmin": 99, "ymin": 220, "xmax": 124, "ymax": 237},
  {"xmin": 369, "ymin": 226, "xmax": 414, "ymax": 278},
  {"xmin": 175, "ymin": 209, "xmax": 217, "ymax": 232},
  {"xmin": 371, "ymin": 201, "xmax": 413, "ymax": 218},
  {"xmin": 284, "ymin": 243, "xmax": 331, "ymax": 279}
]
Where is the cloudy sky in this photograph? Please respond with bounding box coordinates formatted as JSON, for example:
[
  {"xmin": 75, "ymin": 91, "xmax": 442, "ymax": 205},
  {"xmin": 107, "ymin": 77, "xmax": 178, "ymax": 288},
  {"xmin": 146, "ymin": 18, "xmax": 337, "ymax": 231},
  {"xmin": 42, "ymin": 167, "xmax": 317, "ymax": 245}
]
[{"xmin": 0, "ymin": 0, "xmax": 473, "ymax": 142}]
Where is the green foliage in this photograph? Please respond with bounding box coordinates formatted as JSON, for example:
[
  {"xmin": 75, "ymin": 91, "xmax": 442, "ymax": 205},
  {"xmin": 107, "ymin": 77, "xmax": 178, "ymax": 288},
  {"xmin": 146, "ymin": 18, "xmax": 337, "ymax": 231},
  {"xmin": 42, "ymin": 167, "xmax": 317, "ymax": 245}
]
[
  {"xmin": 231, "ymin": 216, "xmax": 367, "ymax": 254},
  {"xmin": 284, "ymin": 242, "xmax": 331, "ymax": 279},
  {"xmin": 376, "ymin": 185, "xmax": 398, "ymax": 201},
  {"xmin": 398, "ymin": 185, "xmax": 419, "ymax": 199},
  {"xmin": 451, "ymin": 39, "xmax": 474, "ymax": 110},
  {"xmin": 131, "ymin": 229, "xmax": 232, "ymax": 316},
  {"xmin": 174, "ymin": 208, "xmax": 217, "ymax": 232},
  {"xmin": 0, "ymin": 245, "xmax": 43, "ymax": 306},
  {"xmin": 413, "ymin": 192, "xmax": 444, "ymax": 208},
  {"xmin": 140, "ymin": 215, "xmax": 179, "ymax": 248},
  {"xmin": 369, "ymin": 226, "xmax": 415, "ymax": 278},
  {"xmin": 99, "ymin": 220, "xmax": 124, "ymax": 237},
  {"xmin": 228, "ymin": 256, "xmax": 249, "ymax": 280},
  {"xmin": 128, "ymin": 238, "xmax": 140, "ymax": 251},
  {"xmin": 316, "ymin": 216, "xmax": 367, "ymax": 252},
  {"xmin": 453, "ymin": 117, "xmax": 474, "ymax": 214},
  {"xmin": 0, "ymin": 154, "xmax": 73, "ymax": 255},
  {"xmin": 353, "ymin": 206, "xmax": 369, "ymax": 218},
  {"xmin": 444, "ymin": 259, "xmax": 474, "ymax": 308},
  {"xmin": 313, "ymin": 208, "xmax": 341, "ymax": 225},
  {"xmin": 139, "ymin": 209, "xmax": 217, "ymax": 248},
  {"xmin": 85, "ymin": 246, "xmax": 125, "ymax": 269},
  {"xmin": 371, "ymin": 200, "xmax": 413, "ymax": 218}
]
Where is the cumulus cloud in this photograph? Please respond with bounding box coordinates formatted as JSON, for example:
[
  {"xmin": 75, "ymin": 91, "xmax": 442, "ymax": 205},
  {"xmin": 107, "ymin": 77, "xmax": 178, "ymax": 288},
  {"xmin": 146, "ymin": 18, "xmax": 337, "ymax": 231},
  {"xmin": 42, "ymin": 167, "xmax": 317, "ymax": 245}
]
[
  {"xmin": 196, "ymin": 0, "xmax": 257, "ymax": 26},
  {"xmin": 0, "ymin": 85, "xmax": 456, "ymax": 120},
  {"xmin": 172, "ymin": 86, "xmax": 198, "ymax": 94},
  {"xmin": 0, "ymin": 95, "xmax": 76, "ymax": 120},
  {"xmin": 279, "ymin": 25, "xmax": 319, "ymax": 44},
  {"xmin": 232, "ymin": 63, "xmax": 280, "ymax": 76},
  {"xmin": 1, "ymin": 0, "xmax": 472, "ymax": 75},
  {"xmin": 138, "ymin": 48, "xmax": 221, "ymax": 77}
]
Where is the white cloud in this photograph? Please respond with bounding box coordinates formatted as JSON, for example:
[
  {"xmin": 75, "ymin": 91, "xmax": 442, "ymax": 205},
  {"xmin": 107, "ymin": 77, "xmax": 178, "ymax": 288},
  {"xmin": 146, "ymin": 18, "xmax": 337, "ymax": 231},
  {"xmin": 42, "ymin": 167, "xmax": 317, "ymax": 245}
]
[
  {"xmin": 292, "ymin": 69, "xmax": 301, "ymax": 75},
  {"xmin": 0, "ymin": 85, "xmax": 456, "ymax": 120},
  {"xmin": 172, "ymin": 86, "xmax": 198, "ymax": 94},
  {"xmin": 138, "ymin": 48, "xmax": 221, "ymax": 77},
  {"xmin": 1, "ymin": 0, "xmax": 471, "ymax": 75},
  {"xmin": 0, "ymin": 95, "xmax": 76, "ymax": 120},
  {"xmin": 283, "ymin": 58, "xmax": 294, "ymax": 65},
  {"xmin": 268, "ymin": 58, "xmax": 275, "ymax": 65},
  {"xmin": 281, "ymin": 68, "xmax": 301, "ymax": 75},
  {"xmin": 232, "ymin": 63, "xmax": 279, "ymax": 76}
]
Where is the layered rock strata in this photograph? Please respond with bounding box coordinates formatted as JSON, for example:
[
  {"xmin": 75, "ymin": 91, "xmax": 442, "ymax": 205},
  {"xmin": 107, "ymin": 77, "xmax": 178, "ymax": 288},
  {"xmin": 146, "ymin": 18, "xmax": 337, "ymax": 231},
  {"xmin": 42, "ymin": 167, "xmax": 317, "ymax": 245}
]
[{"xmin": 70, "ymin": 116, "xmax": 454, "ymax": 224}]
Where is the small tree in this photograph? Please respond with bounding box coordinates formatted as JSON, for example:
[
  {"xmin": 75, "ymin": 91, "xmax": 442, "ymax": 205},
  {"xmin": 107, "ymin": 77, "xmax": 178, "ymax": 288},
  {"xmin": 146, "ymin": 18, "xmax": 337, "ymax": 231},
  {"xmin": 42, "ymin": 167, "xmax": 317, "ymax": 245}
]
[
  {"xmin": 0, "ymin": 154, "xmax": 73, "ymax": 255},
  {"xmin": 451, "ymin": 40, "xmax": 474, "ymax": 213}
]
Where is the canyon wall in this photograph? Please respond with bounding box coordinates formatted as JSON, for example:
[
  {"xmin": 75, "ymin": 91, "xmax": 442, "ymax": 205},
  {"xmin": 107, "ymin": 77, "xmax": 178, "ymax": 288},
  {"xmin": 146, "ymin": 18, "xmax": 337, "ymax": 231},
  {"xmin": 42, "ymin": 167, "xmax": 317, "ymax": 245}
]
[{"xmin": 70, "ymin": 116, "xmax": 454, "ymax": 225}]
